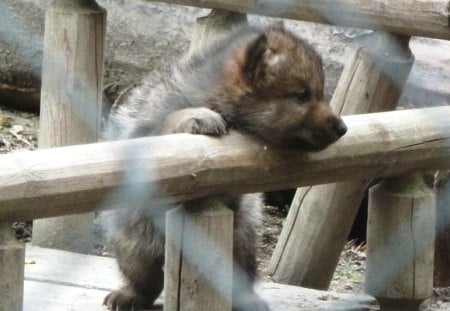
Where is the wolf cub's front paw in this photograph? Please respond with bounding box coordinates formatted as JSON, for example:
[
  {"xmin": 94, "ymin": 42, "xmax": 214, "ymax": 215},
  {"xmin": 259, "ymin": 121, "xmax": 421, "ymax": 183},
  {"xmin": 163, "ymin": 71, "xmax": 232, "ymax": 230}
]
[
  {"xmin": 162, "ymin": 107, "xmax": 228, "ymax": 136},
  {"xmin": 103, "ymin": 288, "xmax": 152, "ymax": 311}
]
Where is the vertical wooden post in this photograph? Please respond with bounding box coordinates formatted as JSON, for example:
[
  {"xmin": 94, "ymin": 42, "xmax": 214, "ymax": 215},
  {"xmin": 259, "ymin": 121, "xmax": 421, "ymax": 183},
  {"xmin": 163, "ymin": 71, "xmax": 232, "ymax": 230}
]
[
  {"xmin": 32, "ymin": 0, "xmax": 106, "ymax": 253},
  {"xmin": 268, "ymin": 32, "xmax": 413, "ymax": 289},
  {"xmin": 434, "ymin": 172, "xmax": 450, "ymax": 286},
  {"xmin": 0, "ymin": 222, "xmax": 25, "ymax": 311},
  {"xmin": 187, "ymin": 9, "xmax": 246, "ymax": 57},
  {"xmin": 165, "ymin": 199, "xmax": 233, "ymax": 311},
  {"xmin": 366, "ymin": 172, "xmax": 435, "ymax": 310},
  {"xmin": 164, "ymin": 10, "xmax": 244, "ymax": 311}
]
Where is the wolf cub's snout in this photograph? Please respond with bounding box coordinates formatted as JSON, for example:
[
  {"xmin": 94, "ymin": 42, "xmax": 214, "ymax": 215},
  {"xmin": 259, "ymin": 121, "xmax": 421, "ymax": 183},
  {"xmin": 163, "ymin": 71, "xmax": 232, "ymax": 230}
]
[{"xmin": 208, "ymin": 25, "xmax": 348, "ymax": 151}]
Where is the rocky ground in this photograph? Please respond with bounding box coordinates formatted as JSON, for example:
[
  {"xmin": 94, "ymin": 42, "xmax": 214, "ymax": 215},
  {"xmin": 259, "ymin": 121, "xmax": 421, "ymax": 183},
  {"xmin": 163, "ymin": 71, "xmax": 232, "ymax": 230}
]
[
  {"xmin": 2, "ymin": 106, "xmax": 449, "ymax": 310},
  {"xmin": 0, "ymin": 106, "xmax": 37, "ymax": 154}
]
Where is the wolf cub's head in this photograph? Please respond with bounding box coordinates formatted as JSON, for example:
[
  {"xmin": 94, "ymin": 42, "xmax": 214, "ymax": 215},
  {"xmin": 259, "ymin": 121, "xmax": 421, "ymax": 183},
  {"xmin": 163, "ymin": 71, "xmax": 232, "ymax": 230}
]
[{"xmin": 222, "ymin": 26, "xmax": 347, "ymax": 151}]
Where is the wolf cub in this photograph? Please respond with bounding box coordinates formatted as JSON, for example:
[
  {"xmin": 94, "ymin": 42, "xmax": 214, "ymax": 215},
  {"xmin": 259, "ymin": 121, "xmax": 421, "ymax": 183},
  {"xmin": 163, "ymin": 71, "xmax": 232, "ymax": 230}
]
[{"xmin": 104, "ymin": 24, "xmax": 346, "ymax": 311}]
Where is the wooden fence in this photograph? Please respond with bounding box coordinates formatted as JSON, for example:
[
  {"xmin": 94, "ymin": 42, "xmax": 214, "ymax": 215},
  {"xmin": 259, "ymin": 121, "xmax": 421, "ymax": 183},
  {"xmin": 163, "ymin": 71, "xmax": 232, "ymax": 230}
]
[
  {"xmin": 0, "ymin": 107, "xmax": 449, "ymax": 221},
  {"xmin": 0, "ymin": 0, "xmax": 449, "ymax": 310}
]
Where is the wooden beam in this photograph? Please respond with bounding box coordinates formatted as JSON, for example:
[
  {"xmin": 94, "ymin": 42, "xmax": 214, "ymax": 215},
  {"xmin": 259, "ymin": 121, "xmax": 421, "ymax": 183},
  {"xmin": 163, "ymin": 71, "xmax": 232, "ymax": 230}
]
[
  {"xmin": 0, "ymin": 106, "xmax": 449, "ymax": 221},
  {"xmin": 150, "ymin": 0, "xmax": 450, "ymax": 40}
]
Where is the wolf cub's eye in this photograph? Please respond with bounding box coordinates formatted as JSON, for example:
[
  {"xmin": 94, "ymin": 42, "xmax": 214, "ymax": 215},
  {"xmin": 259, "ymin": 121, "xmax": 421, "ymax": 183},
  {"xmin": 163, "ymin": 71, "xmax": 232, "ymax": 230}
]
[{"xmin": 294, "ymin": 89, "xmax": 310, "ymax": 103}]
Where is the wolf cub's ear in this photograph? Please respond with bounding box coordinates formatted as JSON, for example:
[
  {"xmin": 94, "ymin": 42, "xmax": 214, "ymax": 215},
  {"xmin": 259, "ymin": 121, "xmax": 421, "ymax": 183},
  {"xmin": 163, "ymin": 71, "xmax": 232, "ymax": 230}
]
[
  {"xmin": 244, "ymin": 33, "xmax": 268, "ymax": 82},
  {"xmin": 244, "ymin": 32, "xmax": 284, "ymax": 85}
]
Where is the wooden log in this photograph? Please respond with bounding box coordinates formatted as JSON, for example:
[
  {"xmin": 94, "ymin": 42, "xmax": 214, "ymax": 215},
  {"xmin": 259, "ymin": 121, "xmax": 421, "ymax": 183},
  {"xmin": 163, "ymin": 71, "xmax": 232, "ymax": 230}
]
[
  {"xmin": 434, "ymin": 172, "xmax": 450, "ymax": 287},
  {"xmin": 0, "ymin": 107, "xmax": 449, "ymax": 221},
  {"xmin": 150, "ymin": 0, "xmax": 450, "ymax": 40},
  {"xmin": 0, "ymin": 221, "xmax": 25, "ymax": 311},
  {"xmin": 268, "ymin": 33, "xmax": 413, "ymax": 289},
  {"xmin": 165, "ymin": 198, "xmax": 233, "ymax": 311},
  {"xmin": 32, "ymin": 0, "xmax": 106, "ymax": 253},
  {"xmin": 366, "ymin": 172, "xmax": 435, "ymax": 310}
]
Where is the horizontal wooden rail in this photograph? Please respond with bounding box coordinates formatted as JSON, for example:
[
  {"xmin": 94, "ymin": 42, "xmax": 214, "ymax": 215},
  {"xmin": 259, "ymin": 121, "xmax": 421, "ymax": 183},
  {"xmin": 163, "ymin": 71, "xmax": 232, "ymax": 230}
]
[
  {"xmin": 151, "ymin": 0, "xmax": 450, "ymax": 40},
  {"xmin": 1, "ymin": 106, "xmax": 450, "ymax": 221}
]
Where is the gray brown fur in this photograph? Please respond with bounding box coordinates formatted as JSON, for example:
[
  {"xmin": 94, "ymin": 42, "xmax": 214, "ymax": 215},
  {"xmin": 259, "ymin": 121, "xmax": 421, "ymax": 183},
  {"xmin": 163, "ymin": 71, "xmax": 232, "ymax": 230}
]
[{"xmin": 104, "ymin": 25, "xmax": 346, "ymax": 311}]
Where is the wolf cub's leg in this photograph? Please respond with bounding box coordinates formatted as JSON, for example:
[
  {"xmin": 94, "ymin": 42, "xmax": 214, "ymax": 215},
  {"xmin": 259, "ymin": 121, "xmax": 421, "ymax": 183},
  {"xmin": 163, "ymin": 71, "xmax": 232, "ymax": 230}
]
[
  {"xmin": 103, "ymin": 282, "xmax": 160, "ymax": 311},
  {"xmin": 103, "ymin": 259, "xmax": 164, "ymax": 310},
  {"xmin": 104, "ymin": 209, "xmax": 166, "ymax": 311},
  {"xmin": 161, "ymin": 107, "xmax": 228, "ymax": 136}
]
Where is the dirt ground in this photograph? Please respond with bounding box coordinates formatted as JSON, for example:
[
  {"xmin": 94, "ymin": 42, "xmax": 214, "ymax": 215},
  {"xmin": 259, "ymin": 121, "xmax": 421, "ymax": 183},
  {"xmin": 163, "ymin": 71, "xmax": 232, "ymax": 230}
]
[
  {"xmin": 0, "ymin": 106, "xmax": 37, "ymax": 154},
  {"xmin": 2, "ymin": 106, "xmax": 449, "ymax": 310}
]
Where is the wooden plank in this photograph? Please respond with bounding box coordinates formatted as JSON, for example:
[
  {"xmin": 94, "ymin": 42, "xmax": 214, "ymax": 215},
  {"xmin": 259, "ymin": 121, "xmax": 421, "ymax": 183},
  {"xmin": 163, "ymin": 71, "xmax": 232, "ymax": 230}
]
[
  {"xmin": 22, "ymin": 280, "xmax": 377, "ymax": 311},
  {"xmin": 24, "ymin": 245, "xmax": 121, "ymax": 291},
  {"xmin": 23, "ymin": 246, "xmax": 377, "ymax": 311},
  {"xmin": 24, "ymin": 280, "xmax": 110, "ymax": 311},
  {"xmin": 150, "ymin": 0, "xmax": 450, "ymax": 40},
  {"xmin": 0, "ymin": 107, "xmax": 449, "ymax": 221},
  {"xmin": 165, "ymin": 200, "xmax": 233, "ymax": 311},
  {"xmin": 268, "ymin": 33, "xmax": 413, "ymax": 289},
  {"xmin": 24, "ymin": 246, "xmax": 164, "ymax": 310}
]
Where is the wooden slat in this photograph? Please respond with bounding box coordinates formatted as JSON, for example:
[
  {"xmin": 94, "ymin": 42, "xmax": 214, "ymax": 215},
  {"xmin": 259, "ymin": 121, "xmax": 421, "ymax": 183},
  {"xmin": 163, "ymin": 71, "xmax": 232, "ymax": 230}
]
[
  {"xmin": 150, "ymin": 0, "xmax": 450, "ymax": 40},
  {"xmin": 0, "ymin": 107, "xmax": 450, "ymax": 221},
  {"xmin": 22, "ymin": 245, "xmax": 378, "ymax": 311}
]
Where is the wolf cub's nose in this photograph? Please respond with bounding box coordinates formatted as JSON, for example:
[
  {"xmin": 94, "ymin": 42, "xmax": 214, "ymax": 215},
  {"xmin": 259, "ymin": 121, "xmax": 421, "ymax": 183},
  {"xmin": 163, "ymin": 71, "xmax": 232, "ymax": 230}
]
[{"xmin": 333, "ymin": 118, "xmax": 347, "ymax": 137}]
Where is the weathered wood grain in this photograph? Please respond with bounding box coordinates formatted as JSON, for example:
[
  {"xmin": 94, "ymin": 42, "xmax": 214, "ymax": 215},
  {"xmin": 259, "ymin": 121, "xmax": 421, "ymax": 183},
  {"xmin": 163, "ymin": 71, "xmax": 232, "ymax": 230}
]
[
  {"xmin": 32, "ymin": 0, "xmax": 106, "ymax": 253},
  {"xmin": 150, "ymin": 0, "xmax": 450, "ymax": 40},
  {"xmin": 0, "ymin": 107, "xmax": 449, "ymax": 221}
]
